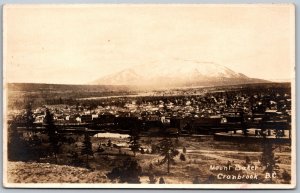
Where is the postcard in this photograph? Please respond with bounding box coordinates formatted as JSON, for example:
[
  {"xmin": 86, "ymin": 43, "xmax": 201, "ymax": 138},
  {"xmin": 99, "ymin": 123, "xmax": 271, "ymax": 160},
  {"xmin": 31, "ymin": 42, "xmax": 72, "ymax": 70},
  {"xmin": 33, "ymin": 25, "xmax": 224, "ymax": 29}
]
[{"xmin": 2, "ymin": 4, "xmax": 296, "ymax": 189}]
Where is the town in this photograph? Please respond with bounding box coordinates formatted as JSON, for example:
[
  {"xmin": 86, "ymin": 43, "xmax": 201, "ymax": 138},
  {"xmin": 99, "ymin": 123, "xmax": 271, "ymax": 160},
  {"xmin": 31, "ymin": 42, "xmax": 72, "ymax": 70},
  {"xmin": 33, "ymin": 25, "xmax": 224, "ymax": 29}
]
[{"xmin": 10, "ymin": 83, "xmax": 291, "ymax": 138}]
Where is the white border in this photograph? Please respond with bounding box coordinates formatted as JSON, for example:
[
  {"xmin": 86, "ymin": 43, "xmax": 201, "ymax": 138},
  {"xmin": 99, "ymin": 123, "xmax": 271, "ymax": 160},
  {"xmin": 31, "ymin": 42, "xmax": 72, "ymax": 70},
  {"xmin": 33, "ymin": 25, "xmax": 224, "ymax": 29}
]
[{"xmin": 2, "ymin": 3, "xmax": 296, "ymax": 189}]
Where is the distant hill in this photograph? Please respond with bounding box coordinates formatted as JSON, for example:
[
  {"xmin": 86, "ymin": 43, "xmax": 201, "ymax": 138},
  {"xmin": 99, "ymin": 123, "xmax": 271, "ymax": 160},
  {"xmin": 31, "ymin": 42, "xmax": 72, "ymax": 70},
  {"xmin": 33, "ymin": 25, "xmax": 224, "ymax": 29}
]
[
  {"xmin": 7, "ymin": 83, "xmax": 133, "ymax": 93},
  {"xmin": 92, "ymin": 59, "xmax": 269, "ymax": 88}
]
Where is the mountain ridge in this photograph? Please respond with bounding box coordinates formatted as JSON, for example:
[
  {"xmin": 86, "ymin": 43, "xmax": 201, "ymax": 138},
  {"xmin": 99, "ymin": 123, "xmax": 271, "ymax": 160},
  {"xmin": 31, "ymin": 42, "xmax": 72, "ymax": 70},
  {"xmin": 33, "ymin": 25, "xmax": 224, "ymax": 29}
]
[{"xmin": 92, "ymin": 59, "xmax": 269, "ymax": 87}]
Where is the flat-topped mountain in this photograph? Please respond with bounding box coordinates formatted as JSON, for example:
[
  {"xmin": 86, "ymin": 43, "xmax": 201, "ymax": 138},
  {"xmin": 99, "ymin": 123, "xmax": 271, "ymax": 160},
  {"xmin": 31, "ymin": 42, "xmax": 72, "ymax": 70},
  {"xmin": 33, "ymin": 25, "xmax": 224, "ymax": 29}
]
[{"xmin": 92, "ymin": 59, "xmax": 269, "ymax": 87}]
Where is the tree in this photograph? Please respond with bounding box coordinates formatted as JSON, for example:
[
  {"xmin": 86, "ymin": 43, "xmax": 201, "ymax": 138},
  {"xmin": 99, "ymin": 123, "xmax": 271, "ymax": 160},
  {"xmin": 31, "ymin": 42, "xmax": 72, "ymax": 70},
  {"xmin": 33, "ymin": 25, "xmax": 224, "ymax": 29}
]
[
  {"xmin": 158, "ymin": 136, "xmax": 179, "ymax": 173},
  {"xmin": 107, "ymin": 157, "xmax": 142, "ymax": 183},
  {"xmin": 260, "ymin": 141, "xmax": 279, "ymax": 183},
  {"xmin": 25, "ymin": 102, "xmax": 35, "ymax": 129},
  {"xmin": 81, "ymin": 132, "xmax": 93, "ymax": 168},
  {"xmin": 183, "ymin": 147, "xmax": 187, "ymax": 154},
  {"xmin": 275, "ymin": 130, "xmax": 284, "ymax": 152},
  {"xmin": 107, "ymin": 139, "xmax": 112, "ymax": 147},
  {"xmin": 128, "ymin": 128, "xmax": 140, "ymax": 157},
  {"xmin": 240, "ymin": 111, "xmax": 248, "ymax": 136},
  {"xmin": 44, "ymin": 108, "xmax": 60, "ymax": 163}
]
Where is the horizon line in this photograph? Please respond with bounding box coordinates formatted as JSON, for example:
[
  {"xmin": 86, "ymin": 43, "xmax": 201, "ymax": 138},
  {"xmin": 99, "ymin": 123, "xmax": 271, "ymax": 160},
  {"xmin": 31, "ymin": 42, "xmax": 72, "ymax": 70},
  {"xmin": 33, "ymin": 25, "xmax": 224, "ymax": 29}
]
[{"xmin": 5, "ymin": 80, "xmax": 294, "ymax": 86}]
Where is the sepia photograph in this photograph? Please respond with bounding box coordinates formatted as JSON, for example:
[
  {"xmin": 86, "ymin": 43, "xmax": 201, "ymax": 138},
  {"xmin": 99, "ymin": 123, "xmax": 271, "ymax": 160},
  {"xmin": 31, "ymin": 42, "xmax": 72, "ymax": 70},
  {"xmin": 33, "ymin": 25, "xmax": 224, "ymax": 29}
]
[{"xmin": 2, "ymin": 4, "xmax": 296, "ymax": 188}]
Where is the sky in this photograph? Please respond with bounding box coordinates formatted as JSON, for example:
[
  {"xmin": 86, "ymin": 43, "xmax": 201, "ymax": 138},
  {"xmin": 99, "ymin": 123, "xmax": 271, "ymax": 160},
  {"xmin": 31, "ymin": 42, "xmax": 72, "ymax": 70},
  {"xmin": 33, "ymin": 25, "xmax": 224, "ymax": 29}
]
[{"xmin": 4, "ymin": 4, "xmax": 295, "ymax": 84}]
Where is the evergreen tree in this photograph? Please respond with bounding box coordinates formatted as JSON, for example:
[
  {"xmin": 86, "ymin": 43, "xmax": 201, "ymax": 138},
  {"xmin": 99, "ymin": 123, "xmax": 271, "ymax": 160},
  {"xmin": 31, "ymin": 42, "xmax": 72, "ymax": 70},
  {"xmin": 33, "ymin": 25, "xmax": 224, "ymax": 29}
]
[
  {"xmin": 260, "ymin": 141, "xmax": 279, "ymax": 183},
  {"xmin": 44, "ymin": 108, "xmax": 60, "ymax": 163},
  {"xmin": 158, "ymin": 136, "xmax": 179, "ymax": 173},
  {"xmin": 81, "ymin": 132, "xmax": 93, "ymax": 168},
  {"xmin": 240, "ymin": 110, "xmax": 248, "ymax": 136},
  {"xmin": 25, "ymin": 102, "xmax": 35, "ymax": 129},
  {"xmin": 107, "ymin": 139, "xmax": 112, "ymax": 147},
  {"xmin": 129, "ymin": 127, "xmax": 140, "ymax": 157}
]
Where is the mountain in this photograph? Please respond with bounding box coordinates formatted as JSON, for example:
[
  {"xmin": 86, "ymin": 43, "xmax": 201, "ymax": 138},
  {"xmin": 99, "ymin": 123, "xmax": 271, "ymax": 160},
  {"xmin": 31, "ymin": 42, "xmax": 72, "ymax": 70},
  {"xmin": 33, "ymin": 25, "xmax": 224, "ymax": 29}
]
[{"xmin": 92, "ymin": 59, "xmax": 269, "ymax": 88}]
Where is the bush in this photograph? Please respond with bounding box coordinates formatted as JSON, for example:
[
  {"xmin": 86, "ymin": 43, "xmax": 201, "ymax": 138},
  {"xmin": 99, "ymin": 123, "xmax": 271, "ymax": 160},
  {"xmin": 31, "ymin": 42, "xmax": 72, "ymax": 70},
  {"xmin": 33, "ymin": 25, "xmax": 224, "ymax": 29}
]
[
  {"xmin": 159, "ymin": 177, "xmax": 165, "ymax": 184},
  {"xmin": 151, "ymin": 144, "xmax": 159, "ymax": 154},
  {"xmin": 107, "ymin": 139, "xmax": 112, "ymax": 147},
  {"xmin": 180, "ymin": 153, "xmax": 186, "ymax": 161},
  {"xmin": 107, "ymin": 157, "xmax": 142, "ymax": 183},
  {"xmin": 204, "ymin": 175, "xmax": 215, "ymax": 184},
  {"xmin": 70, "ymin": 151, "xmax": 83, "ymax": 167},
  {"xmin": 193, "ymin": 176, "xmax": 201, "ymax": 184},
  {"xmin": 148, "ymin": 173, "xmax": 157, "ymax": 184},
  {"xmin": 97, "ymin": 145, "xmax": 105, "ymax": 153},
  {"xmin": 282, "ymin": 170, "xmax": 291, "ymax": 183},
  {"xmin": 245, "ymin": 156, "xmax": 251, "ymax": 164},
  {"xmin": 8, "ymin": 128, "xmax": 39, "ymax": 161}
]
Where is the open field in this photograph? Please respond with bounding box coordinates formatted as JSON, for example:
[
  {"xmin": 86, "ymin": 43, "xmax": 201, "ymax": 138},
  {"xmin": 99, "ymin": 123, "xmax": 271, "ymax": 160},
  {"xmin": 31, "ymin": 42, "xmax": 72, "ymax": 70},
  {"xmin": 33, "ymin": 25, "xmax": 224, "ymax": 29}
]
[{"xmin": 7, "ymin": 135, "xmax": 291, "ymax": 184}]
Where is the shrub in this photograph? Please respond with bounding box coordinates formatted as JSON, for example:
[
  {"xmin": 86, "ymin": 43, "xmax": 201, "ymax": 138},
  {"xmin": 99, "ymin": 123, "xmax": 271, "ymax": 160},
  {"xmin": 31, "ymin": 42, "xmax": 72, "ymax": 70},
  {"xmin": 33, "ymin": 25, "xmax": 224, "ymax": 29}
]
[
  {"xmin": 180, "ymin": 153, "xmax": 186, "ymax": 161},
  {"xmin": 148, "ymin": 173, "xmax": 157, "ymax": 184},
  {"xmin": 159, "ymin": 177, "xmax": 165, "ymax": 184},
  {"xmin": 245, "ymin": 156, "xmax": 251, "ymax": 164},
  {"xmin": 107, "ymin": 157, "xmax": 142, "ymax": 183},
  {"xmin": 282, "ymin": 170, "xmax": 291, "ymax": 183},
  {"xmin": 193, "ymin": 176, "xmax": 201, "ymax": 184}
]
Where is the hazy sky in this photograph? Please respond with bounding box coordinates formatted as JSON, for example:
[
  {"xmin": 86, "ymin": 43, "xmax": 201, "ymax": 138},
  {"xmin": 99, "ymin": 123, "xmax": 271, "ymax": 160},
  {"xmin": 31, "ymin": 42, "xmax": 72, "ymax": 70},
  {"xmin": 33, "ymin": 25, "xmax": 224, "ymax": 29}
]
[{"xmin": 4, "ymin": 4, "xmax": 294, "ymax": 84}]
